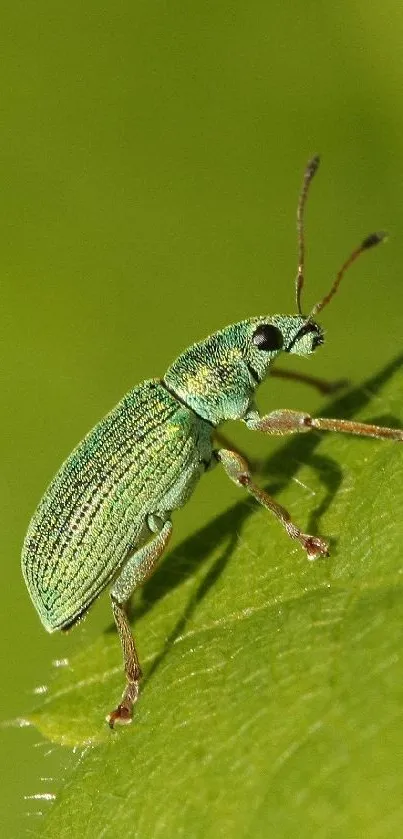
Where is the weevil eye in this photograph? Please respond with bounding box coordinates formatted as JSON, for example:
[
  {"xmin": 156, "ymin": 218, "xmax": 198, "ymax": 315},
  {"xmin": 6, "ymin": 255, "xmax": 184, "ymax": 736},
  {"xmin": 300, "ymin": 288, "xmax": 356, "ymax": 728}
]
[{"xmin": 252, "ymin": 323, "xmax": 283, "ymax": 351}]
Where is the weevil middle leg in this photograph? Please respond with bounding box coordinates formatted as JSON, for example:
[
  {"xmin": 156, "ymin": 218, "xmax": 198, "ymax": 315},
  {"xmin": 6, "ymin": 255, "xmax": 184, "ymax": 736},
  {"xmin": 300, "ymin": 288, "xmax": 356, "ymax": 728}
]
[
  {"xmin": 107, "ymin": 516, "xmax": 172, "ymax": 728},
  {"xmin": 216, "ymin": 408, "xmax": 403, "ymax": 557},
  {"xmin": 217, "ymin": 448, "xmax": 329, "ymax": 560}
]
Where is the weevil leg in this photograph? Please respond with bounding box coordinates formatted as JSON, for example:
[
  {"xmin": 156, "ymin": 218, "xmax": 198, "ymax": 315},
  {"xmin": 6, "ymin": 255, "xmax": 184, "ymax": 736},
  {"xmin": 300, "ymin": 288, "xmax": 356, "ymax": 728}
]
[
  {"xmin": 217, "ymin": 447, "xmax": 329, "ymax": 559},
  {"xmin": 245, "ymin": 408, "xmax": 403, "ymax": 441},
  {"xmin": 270, "ymin": 368, "xmax": 348, "ymax": 395},
  {"xmin": 214, "ymin": 430, "xmax": 262, "ymax": 473},
  {"xmin": 107, "ymin": 516, "xmax": 172, "ymax": 729}
]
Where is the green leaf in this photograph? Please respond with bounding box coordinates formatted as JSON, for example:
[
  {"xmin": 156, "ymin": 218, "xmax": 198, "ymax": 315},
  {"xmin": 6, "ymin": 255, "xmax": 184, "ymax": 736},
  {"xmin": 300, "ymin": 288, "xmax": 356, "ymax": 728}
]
[{"xmin": 29, "ymin": 356, "xmax": 403, "ymax": 838}]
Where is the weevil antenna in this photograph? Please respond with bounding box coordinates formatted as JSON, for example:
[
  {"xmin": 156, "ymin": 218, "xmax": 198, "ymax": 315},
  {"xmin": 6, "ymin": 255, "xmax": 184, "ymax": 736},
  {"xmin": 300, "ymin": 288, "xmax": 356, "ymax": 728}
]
[
  {"xmin": 295, "ymin": 155, "xmax": 320, "ymax": 316},
  {"xmin": 307, "ymin": 231, "xmax": 387, "ymax": 320}
]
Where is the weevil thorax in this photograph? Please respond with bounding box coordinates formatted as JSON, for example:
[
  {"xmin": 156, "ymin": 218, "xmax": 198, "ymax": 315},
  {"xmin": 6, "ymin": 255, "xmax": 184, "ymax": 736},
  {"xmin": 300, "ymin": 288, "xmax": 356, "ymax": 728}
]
[{"xmin": 164, "ymin": 315, "xmax": 323, "ymax": 425}]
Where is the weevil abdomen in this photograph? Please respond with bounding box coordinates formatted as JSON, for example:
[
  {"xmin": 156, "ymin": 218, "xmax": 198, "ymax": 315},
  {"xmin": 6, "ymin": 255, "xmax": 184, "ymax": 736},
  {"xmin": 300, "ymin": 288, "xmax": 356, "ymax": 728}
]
[{"xmin": 22, "ymin": 379, "xmax": 212, "ymax": 632}]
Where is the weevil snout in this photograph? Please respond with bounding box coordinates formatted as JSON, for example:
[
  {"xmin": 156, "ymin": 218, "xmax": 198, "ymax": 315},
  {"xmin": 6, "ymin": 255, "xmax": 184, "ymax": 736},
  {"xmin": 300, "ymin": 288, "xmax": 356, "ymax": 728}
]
[{"xmin": 284, "ymin": 318, "xmax": 324, "ymax": 355}]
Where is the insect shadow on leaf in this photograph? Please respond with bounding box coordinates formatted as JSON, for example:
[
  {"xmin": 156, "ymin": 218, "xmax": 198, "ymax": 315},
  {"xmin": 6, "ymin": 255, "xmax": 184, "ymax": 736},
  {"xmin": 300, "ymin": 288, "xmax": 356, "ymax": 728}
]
[{"xmin": 118, "ymin": 352, "xmax": 403, "ymax": 690}]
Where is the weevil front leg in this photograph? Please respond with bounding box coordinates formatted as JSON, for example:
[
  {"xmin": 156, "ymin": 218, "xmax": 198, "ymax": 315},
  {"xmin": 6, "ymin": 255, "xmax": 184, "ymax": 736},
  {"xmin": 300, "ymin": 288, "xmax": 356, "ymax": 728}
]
[
  {"xmin": 217, "ymin": 448, "xmax": 329, "ymax": 559},
  {"xmin": 107, "ymin": 516, "xmax": 172, "ymax": 729},
  {"xmin": 245, "ymin": 408, "xmax": 403, "ymax": 441}
]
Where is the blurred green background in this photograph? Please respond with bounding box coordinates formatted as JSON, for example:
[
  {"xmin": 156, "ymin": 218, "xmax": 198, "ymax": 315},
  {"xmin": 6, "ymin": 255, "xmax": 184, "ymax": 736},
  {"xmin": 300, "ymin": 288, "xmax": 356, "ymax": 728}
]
[{"xmin": 2, "ymin": 0, "xmax": 403, "ymax": 834}]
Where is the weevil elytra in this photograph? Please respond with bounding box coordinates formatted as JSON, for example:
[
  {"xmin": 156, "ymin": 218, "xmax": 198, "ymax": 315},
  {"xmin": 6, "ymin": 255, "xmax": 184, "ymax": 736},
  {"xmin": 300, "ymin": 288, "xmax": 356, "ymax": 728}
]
[{"xmin": 22, "ymin": 157, "xmax": 403, "ymax": 728}]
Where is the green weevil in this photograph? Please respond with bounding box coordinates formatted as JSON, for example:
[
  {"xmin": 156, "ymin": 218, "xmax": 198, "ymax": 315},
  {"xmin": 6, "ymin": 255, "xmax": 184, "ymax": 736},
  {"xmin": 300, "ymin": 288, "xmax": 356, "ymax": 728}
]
[{"xmin": 22, "ymin": 157, "xmax": 403, "ymax": 727}]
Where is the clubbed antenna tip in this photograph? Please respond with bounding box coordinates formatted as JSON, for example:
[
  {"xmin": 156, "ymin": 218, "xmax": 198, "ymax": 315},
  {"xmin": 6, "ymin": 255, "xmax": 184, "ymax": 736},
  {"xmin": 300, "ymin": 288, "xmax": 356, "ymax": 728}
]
[
  {"xmin": 362, "ymin": 231, "xmax": 387, "ymax": 250},
  {"xmin": 295, "ymin": 155, "xmax": 321, "ymax": 314},
  {"xmin": 307, "ymin": 155, "xmax": 320, "ymax": 178},
  {"xmin": 309, "ymin": 229, "xmax": 388, "ymax": 320}
]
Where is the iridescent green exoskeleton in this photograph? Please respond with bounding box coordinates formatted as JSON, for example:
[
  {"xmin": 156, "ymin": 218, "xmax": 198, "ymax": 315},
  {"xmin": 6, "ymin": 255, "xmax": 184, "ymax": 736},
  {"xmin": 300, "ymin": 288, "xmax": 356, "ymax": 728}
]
[{"xmin": 22, "ymin": 158, "xmax": 403, "ymax": 727}]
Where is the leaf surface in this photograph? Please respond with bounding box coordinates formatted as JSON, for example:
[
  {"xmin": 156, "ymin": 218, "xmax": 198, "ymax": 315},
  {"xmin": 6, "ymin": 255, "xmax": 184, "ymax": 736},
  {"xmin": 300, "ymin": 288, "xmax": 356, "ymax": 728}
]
[{"xmin": 29, "ymin": 357, "xmax": 403, "ymax": 838}]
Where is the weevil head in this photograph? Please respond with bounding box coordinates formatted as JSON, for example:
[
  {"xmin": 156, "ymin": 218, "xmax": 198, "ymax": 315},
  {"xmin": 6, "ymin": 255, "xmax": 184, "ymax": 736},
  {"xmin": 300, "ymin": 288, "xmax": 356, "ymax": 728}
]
[
  {"xmin": 164, "ymin": 159, "xmax": 384, "ymax": 427},
  {"xmin": 164, "ymin": 315, "xmax": 323, "ymax": 425},
  {"xmin": 248, "ymin": 314, "xmax": 324, "ymax": 364}
]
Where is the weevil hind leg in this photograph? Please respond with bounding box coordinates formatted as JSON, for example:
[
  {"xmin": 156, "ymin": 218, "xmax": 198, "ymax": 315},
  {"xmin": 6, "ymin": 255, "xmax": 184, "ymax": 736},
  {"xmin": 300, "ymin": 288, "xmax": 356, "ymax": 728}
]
[
  {"xmin": 107, "ymin": 516, "xmax": 172, "ymax": 729},
  {"xmin": 217, "ymin": 447, "xmax": 329, "ymax": 560},
  {"xmin": 108, "ymin": 597, "xmax": 142, "ymax": 727}
]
